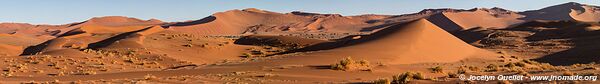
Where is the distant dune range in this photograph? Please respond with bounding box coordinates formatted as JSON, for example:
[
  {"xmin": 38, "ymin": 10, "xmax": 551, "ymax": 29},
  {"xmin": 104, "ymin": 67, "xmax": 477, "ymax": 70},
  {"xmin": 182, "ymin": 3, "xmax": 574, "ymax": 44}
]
[{"xmin": 1, "ymin": 2, "xmax": 600, "ymax": 83}]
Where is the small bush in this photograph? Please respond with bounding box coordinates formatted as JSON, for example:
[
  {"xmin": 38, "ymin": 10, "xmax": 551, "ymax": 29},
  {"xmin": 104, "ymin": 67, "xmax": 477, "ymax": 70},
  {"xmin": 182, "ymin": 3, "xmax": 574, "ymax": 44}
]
[
  {"xmin": 392, "ymin": 72, "xmax": 424, "ymax": 84},
  {"xmin": 373, "ymin": 78, "xmax": 391, "ymax": 84},
  {"xmin": 2, "ymin": 72, "xmax": 13, "ymax": 77},
  {"xmin": 447, "ymin": 72, "xmax": 459, "ymax": 78},
  {"xmin": 144, "ymin": 74, "xmax": 157, "ymax": 80},
  {"xmin": 584, "ymin": 66, "xmax": 598, "ymax": 70},
  {"xmin": 75, "ymin": 70, "xmax": 96, "ymax": 75},
  {"xmin": 517, "ymin": 69, "xmax": 529, "ymax": 76},
  {"xmin": 429, "ymin": 66, "xmax": 444, "ymax": 73},
  {"xmin": 515, "ymin": 62, "xmax": 527, "ymax": 67},
  {"xmin": 241, "ymin": 53, "xmax": 253, "ymax": 58},
  {"xmin": 504, "ymin": 63, "xmax": 517, "ymax": 68},
  {"xmin": 485, "ymin": 64, "xmax": 500, "ymax": 72},
  {"xmin": 330, "ymin": 57, "xmax": 370, "ymax": 71},
  {"xmin": 457, "ymin": 68, "xmax": 467, "ymax": 74},
  {"xmin": 539, "ymin": 63, "xmax": 556, "ymax": 70}
]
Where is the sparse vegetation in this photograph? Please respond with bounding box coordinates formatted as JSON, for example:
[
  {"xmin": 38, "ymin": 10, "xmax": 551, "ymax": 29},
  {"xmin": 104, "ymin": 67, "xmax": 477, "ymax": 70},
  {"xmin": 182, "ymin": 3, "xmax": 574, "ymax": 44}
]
[
  {"xmin": 144, "ymin": 74, "xmax": 157, "ymax": 80},
  {"xmin": 74, "ymin": 69, "xmax": 97, "ymax": 75},
  {"xmin": 2, "ymin": 72, "xmax": 13, "ymax": 77},
  {"xmin": 485, "ymin": 64, "xmax": 500, "ymax": 72},
  {"xmin": 457, "ymin": 67, "xmax": 467, "ymax": 74},
  {"xmin": 373, "ymin": 78, "xmax": 391, "ymax": 84},
  {"xmin": 583, "ymin": 66, "xmax": 598, "ymax": 70},
  {"xmin": 241, "ymin": 53, "xmax": 253, "ymax": 58},
  {"xmin": 429, "ymin": 66, "xmax": 444, "ymax": 73},
  {"xmin": 391, "ymin": 72, "xmax": 424, "ymax": 84},
  {"xmin": 330, "ymin": 57, "xmax": 370, "ymax": 71}
]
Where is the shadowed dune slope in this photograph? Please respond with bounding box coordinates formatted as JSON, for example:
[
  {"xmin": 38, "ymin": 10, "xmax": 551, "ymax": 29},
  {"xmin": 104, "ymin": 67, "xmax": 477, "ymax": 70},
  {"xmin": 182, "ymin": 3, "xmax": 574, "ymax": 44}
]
[
  {"xmin": 520, "ymin": 2, "xmax": 600, "ymax": 22},
  {"xmin": 427, "ymin": 9, "xmax": 524, "ymax": 31},
  {"xmin": 234, "ymin": 35, "xmax": 330, "ymax": 48}
]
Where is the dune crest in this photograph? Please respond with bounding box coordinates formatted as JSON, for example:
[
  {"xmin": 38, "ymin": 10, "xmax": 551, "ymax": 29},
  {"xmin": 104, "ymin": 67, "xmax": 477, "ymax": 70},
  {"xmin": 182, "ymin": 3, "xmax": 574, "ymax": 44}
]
[
  {"xmin": 166, "ymin": 8, "xmax": 389, "ymax": 35},
  {"xmin": 520, "ymin": 2, "xmax": 600, "ymax": 22}
]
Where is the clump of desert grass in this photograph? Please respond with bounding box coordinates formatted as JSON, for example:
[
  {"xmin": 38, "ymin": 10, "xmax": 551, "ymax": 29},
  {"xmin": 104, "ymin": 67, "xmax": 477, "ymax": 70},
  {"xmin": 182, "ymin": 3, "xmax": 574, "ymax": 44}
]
[
  {"xmin": 1, "ymin": 71, "xmax": 13, "ymax": 77},
  {"xmin": 372, "ymin": 71, "xmax": 426, "ymax": 84},
  {"xmin": 391, "ymin": 72, "xmax": 425, "ymax": 84},
  {"xmin": 73, "ymin": 69, "xmax": 97, "ymax": 75},
  {"xmin": 144, "ymin": 74, "xmax": 158, "ymax": 80},
  {"xmin": 485, "ymin": 59, "xmax": 559, "ymax": 72},
  {"xmin": 330, "ymin": 57, "xmax": 370, "ymax": 71},
  {"xmin": 373, "ymin": 78, "xmax": 391, "ymax": 84},
  {"xmin": 240, "ymin": 53, "xmax": 254, "ymax": 58}
]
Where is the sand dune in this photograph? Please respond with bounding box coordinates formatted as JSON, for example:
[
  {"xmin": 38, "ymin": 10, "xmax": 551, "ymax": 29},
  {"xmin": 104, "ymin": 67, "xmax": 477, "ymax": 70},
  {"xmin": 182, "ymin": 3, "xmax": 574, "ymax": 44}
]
[
  {"xmin": 376, "ymin": 8, "xmax": 525, "ymax": 32},
  {"xmin": 233, "ymin": 19, "xmax": 496, "ymax": 66},
  {"xmin": 427, "ymin": 8, "xmax": 524, "ymax": 31},
  {"xmin": 0, "ymin": 44, "xmax": 23, "ymax": 56},
  {"xmin": 166, "ymin": 8, "xmax": 389, "ymax": 35},
  {"xmin": 82, "ymin": 16, "xmax": 164, "ymax": 26},
  {"xmin": 313, "ymin": 19, "xmax": 496, "ymax": 64},
  {"xmin": 520, "ymin": 2, "xmax": 600, "ymax": 22}
]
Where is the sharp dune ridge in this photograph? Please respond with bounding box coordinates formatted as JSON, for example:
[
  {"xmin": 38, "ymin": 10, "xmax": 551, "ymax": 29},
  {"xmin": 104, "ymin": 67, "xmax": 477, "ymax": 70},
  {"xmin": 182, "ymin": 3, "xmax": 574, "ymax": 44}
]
[{"xmin": 1, "ymin": 2, "xmax": 600, "ymax": 83}]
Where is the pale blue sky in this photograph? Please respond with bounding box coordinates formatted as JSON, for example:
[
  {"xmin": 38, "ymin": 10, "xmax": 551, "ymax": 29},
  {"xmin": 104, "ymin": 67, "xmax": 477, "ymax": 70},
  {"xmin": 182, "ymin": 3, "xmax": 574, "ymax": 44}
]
[{"xmin": 0, "ymin": 0, "xmax": 598, "ymax": 24}]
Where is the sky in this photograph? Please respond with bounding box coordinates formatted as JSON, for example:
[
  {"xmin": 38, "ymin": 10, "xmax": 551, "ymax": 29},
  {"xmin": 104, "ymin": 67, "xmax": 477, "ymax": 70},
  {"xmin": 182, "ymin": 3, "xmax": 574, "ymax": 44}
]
[{"xmin": 0, "ymin": 0, "xmax": 598, "ymax": 25}]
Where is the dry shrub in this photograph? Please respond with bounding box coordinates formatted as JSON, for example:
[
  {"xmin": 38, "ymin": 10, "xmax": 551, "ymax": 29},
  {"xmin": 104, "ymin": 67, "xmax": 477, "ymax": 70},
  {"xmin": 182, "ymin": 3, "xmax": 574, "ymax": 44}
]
[
  {"xmin": 429, "ymin": 66, "xmax": 444, "ymax": 73},
  {"xmin": 373, "ymin": 78, "xmax": 391, "ymax": 84},
  {"xmin": 330, "ymin": 57, "xmax": 370, "ymax": 71},
  {"xmin": 391, "ymin": 72, "xmax": 424, "ymax": 84}
]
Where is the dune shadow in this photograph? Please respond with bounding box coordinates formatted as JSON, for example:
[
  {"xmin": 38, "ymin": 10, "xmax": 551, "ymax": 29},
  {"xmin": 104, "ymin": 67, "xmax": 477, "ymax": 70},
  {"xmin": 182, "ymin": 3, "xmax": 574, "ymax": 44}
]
[
  {"xmin": 86, "ymin": 27, "xmax": 154, "ymax": 49},
  {"xmin": 449, "ymin": 27, "xmax": 488, "ymax": 43},
  {"xmin": 426, "ymin": 13, "xmax": 463, "ymax": 32},
  {"xmin": 528, "ymin": 22, "xmax": 600, "ymax": 65},
  {"xmin": 359, "ymin": 23, "xmax": 397, "ymax": 32},
  {"xmin": 516, "ymin": 2, "xmax": 584, "ymax": 21},
  {"xmin": 534, "ymin": 45, "xmax": 600, "ymax": 66},
  {"xmin": 20, "ymin": 41, "xmax": 52, "ymax": 56},
  {"xmin": 267, "ymin": 20, "xmax": 417, "ymax": 56},
  {"xmin": 164, "ymin": 16, "xmax": 216, "ymax": 27}
]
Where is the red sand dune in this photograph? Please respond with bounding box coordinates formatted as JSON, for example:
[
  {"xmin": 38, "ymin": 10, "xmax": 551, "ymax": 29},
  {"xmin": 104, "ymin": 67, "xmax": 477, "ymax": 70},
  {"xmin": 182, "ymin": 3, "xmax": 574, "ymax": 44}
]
[
  {"xmin": 520, "ymin": 2, "xmax": 600, "ymax": 22},
  {"xmin": 166, "ymin": 8, "xmax": 389, "ymax": 35},
  {"xmin": 424, "ymin": 8, "xmax": 524, "ymax": 31},
  {"xmin": 0, "ymin": 44, "xmax": 23, "ymax": 56},
  {"xmin": 238, "ymin": 19, "xmax": 497, "ymax": 66},
  {"xmin": 313, "ymin": 19, "xmax": 496, "ymax": 64},
  {"xmin": 81, "ymin": 16, "xmax": 164, "ymax": 27}
]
